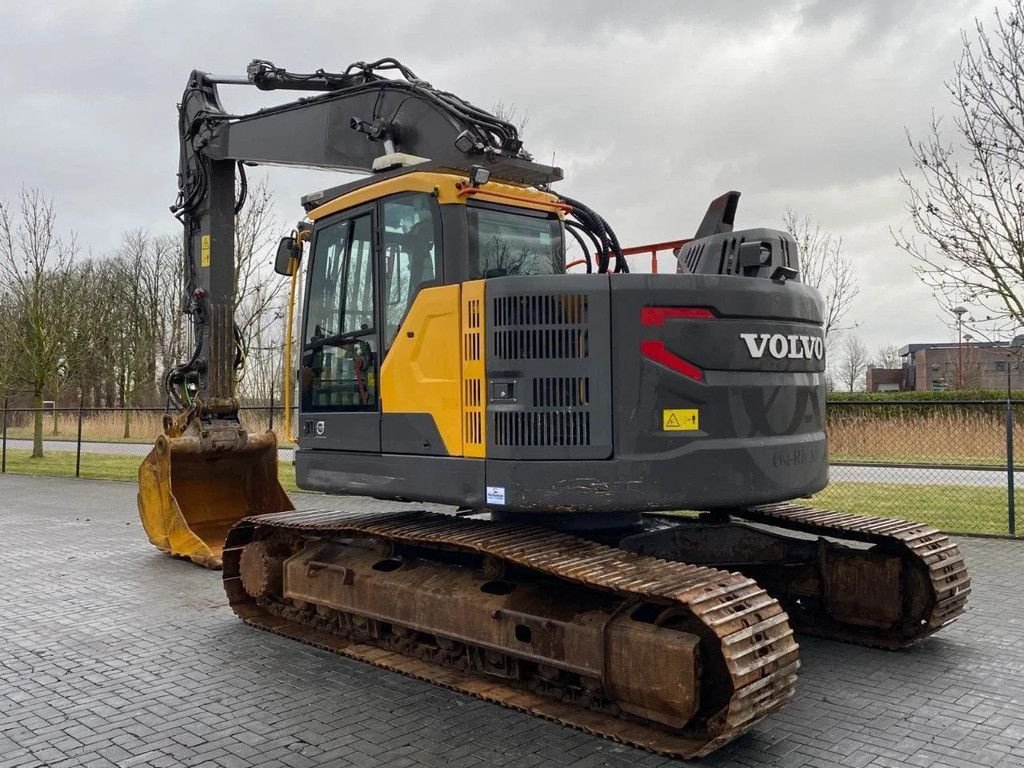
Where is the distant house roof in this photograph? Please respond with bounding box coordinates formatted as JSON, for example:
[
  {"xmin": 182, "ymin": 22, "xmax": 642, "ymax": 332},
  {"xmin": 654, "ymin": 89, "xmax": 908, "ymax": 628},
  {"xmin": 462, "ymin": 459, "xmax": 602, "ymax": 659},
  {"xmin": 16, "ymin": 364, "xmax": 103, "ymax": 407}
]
[{"xmin": 899, "ymin": 341, "xmax": 1011, "ymax": 356}]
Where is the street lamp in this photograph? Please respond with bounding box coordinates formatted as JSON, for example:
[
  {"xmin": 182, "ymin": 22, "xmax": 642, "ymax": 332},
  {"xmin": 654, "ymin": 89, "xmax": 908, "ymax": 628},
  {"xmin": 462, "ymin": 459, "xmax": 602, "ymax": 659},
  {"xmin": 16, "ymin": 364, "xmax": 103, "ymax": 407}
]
[{"xmin": 952, "ymin": 305, "xmax": 968, "ymax": 388}]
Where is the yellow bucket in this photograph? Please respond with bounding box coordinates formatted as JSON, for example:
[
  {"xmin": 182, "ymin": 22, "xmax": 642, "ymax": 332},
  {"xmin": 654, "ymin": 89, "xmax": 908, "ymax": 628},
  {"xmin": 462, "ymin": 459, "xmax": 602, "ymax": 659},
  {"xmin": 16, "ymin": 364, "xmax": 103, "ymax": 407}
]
[{"xmin": 137, "ymin": 429, "xmax": 293, "ymax": 569}]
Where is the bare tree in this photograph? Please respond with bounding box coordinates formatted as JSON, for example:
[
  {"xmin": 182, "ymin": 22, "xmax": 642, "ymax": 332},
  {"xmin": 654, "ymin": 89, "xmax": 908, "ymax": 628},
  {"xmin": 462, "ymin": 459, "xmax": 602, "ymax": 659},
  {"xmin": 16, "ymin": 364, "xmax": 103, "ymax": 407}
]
[
  {"xmin": 492, "ymin": 100, "xmax": 530, "ymax": 137},
  {"xmin": 145, "ymin": 234, "xmax": 187, "ymax": 402},
  {"xmin": 0, "ymin": 189, "xmax": 80, "ymax": 457},
  {"xmin": 45, "ymin": 261, "xmax": 96, "ymax": 433},
  {"xmin": 838, "ymin": 335, "xmax": 870, "ymax": 392},
  {"xmin": 109, "ymin": 231, "xmax": 168, "ymax": 435},
  {"xmin": 894, "ymin": 1, "xmax": 1024, "ymax": 327},
  {"xmin": 234, "ymin": 175, "xmax": 289, "ymax": 399},
  {"xmin": 873, "ymin": 343, "xmax": 903, "ymax": 369},
  {"xmin": 783, "ymin": 209, "xmax": 859, "ymax": 339},
  {"xmin": 0, "ymin": 285, "xmax": 18, "ymax": 398}
]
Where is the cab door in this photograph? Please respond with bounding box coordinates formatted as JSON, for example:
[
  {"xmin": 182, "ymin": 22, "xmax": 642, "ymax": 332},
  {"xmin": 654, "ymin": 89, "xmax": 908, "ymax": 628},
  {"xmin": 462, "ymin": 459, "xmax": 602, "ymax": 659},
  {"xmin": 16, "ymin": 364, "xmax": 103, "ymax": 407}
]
[{"xmin": 298, "ymin": 205, "xmax": 381, "ymax": 452}]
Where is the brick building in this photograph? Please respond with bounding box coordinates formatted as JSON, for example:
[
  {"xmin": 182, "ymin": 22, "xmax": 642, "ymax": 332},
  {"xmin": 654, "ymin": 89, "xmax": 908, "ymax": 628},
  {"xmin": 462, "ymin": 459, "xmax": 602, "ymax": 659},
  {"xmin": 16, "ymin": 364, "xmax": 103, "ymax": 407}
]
[
  {"xmin": 865, "ymin": 367, "xmax": 904, "ymax": 392},
  {"xmin": 898, "ymin": 341, "xmax": 1024, "ymax": 391}
]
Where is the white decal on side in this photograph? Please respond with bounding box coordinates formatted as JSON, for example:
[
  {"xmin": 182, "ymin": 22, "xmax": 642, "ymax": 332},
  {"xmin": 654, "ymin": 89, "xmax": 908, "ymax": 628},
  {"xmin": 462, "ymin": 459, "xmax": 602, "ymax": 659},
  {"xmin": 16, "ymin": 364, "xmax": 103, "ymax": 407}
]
[
  {"xmin": 740, "ymin": 332, "xmax": 823, "ymax": 361},
  {"xmin": 485, "ymin": 486, "xmax": 506, "ymax": 506}
]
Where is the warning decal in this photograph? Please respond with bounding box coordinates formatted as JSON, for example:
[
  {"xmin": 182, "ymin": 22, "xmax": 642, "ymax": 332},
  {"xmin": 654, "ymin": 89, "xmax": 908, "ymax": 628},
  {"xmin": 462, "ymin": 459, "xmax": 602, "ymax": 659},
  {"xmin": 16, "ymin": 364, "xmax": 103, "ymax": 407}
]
[
  {"xmin": 200, "ymin": 234, "xmax": 211, "ymax": 267},
  {"xmin": 662, "ymin": 408, "xmax": 699, "ymax": 432}
]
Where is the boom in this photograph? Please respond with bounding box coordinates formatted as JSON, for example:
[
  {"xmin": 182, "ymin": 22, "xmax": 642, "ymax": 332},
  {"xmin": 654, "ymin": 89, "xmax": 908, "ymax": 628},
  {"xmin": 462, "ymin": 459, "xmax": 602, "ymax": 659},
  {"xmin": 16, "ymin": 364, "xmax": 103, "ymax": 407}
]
[{"xmin": 167, "ymin": 58, "xmax": 562, "ymax": 412}]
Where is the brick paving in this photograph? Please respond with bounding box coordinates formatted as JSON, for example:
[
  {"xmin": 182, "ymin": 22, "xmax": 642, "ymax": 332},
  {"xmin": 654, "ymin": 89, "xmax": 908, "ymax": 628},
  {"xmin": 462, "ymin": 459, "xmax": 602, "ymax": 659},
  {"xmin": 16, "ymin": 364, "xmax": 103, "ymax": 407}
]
[{"xmin": 1, "ymin": 473, "xmax": 1022, "ymax": 767}]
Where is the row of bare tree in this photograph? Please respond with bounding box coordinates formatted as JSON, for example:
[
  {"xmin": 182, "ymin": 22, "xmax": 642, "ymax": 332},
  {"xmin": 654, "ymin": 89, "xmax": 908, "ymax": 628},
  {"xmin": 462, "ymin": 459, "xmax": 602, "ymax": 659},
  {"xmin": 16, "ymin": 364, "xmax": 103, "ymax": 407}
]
[{"xmin": 0, "ymin": 179, "xmax": 288, "ymax": 457}]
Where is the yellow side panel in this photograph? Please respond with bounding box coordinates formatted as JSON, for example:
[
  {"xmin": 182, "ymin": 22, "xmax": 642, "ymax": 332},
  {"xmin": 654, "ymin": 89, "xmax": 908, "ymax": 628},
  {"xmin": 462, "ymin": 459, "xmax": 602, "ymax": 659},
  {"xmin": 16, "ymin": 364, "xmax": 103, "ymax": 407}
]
[
  {"xmin": 461, "ymin": 280, "xmax": 486, "ymax": 458},
  {"xmin": 381, "ymin": 285, "xmax": 463, "ymax": 456}
]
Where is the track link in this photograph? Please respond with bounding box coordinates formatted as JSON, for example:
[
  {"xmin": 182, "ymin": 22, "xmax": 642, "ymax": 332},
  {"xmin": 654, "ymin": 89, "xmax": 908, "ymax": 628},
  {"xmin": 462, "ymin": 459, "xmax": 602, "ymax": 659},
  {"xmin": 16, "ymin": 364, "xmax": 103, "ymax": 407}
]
[
  {"xmin": 734, "ymin": 503, "xmax": 971, "ymax": 648},
  {"xmin": 223, "ymin": 508, "xmax": 800, "ymax": 759}
]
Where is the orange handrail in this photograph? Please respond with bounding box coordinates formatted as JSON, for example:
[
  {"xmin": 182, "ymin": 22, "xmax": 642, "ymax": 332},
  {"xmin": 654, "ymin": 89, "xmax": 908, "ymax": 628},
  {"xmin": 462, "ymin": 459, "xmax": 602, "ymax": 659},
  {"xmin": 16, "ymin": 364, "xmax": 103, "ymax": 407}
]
[{"xmin": 566, "ymin": 238, "xmax": 691, "ymax": 273}]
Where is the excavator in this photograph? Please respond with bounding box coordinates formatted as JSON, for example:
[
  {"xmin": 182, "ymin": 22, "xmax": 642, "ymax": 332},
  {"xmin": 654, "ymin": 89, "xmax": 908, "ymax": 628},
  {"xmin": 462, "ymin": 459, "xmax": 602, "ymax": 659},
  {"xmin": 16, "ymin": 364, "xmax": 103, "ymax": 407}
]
[{"xmin": 137, "ymin": 58, "xmax": 971, "ymax": 758}]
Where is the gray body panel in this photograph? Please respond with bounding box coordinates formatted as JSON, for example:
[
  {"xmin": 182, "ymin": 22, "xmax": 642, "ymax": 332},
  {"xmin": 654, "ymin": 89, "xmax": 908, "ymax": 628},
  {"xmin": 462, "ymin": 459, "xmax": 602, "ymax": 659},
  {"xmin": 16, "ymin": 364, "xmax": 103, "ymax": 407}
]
[
  {"xmin": 296, "ymin": 449, "xmax": 484, "ymax": 507},
  {"xmin": 297, "ymin": 272, "xmax": 829, "ymax": 518}
]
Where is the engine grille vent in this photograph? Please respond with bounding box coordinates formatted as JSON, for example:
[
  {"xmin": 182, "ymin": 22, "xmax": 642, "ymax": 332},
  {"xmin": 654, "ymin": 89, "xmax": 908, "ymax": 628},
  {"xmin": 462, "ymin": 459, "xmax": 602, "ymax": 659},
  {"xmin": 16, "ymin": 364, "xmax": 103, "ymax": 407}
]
[
  {"xmin": 492, "ymin": 294, "xmax": 589, "ymax": 361},
  {"xmin": 680, "ymin": 241, "xmax": 705, "ymax": 273},
  {"xmin": 493, "ymin": 294, "xmax": 588, "ymax": 326},
  {"xmin": 484, "ymin": 279, "xmax": 610, "ymax": 461},
  {"xmin": 494, "ymin": 411, "xmax": 591, "ymax": 448},
  {"xmin": 533, "ymin": 377, "xmax": 590, "ymax": 409},
  {"xmin": 462, "ymin": 293, "xmax": 485, "ymax": 455},
  {"xmin": 493, "ymin": 329, "xmax": 589, "ymax": 360}
]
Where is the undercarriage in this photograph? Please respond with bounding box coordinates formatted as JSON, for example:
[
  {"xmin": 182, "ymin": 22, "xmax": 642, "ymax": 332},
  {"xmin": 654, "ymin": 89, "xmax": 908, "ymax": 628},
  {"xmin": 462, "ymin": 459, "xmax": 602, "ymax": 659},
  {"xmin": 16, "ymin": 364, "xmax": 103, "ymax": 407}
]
[{"xmin": 222, "ymin": 503, "xmax": 968, "ymax": 759}]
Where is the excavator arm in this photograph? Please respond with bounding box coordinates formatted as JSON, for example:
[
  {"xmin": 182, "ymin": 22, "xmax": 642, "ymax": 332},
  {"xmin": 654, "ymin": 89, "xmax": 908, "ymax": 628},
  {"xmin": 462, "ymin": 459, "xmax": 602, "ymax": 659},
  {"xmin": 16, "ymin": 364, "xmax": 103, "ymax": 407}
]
[
  {"xmin": 168, "ymin": 57, "xmax": 561, "ymax": 414},
  {"xmin": 141, "ymin": 58, "xmax": 562, "ymax": 569}
]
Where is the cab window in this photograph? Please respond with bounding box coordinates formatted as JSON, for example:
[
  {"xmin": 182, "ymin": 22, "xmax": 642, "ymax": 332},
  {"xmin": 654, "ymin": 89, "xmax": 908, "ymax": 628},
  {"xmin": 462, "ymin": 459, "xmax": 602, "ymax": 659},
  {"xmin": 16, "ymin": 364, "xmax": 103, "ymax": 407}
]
[
  {"xmin": 382, "ymin": 193, "xmax": 439, "ymax": 346},
  {"xmin": 468, "ymin": 206, "xmax": 564, "ymax": 278},
  {"xmin": 302, "ymin": 213, "xmax": 378, "ymax": 411}
]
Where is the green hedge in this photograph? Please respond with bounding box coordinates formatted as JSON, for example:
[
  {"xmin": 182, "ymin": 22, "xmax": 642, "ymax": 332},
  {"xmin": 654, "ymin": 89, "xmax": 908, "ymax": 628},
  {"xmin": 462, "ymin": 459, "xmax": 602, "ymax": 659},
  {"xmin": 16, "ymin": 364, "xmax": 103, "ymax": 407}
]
[
  {"xmin": 826, "ymin": 390, "xmax": 1021, "ymax": 420},
  {"xmin": 827, "ymin": 389, "xmax": 1024, "ymax": 403}
]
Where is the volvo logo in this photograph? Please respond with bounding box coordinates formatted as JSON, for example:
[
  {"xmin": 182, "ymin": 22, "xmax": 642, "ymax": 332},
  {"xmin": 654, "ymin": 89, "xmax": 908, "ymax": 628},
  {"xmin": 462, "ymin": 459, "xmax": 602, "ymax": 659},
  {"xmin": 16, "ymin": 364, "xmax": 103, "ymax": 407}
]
[{"xmin": 740, "ymin": 333, "xmax": 824, "ymax": 361}]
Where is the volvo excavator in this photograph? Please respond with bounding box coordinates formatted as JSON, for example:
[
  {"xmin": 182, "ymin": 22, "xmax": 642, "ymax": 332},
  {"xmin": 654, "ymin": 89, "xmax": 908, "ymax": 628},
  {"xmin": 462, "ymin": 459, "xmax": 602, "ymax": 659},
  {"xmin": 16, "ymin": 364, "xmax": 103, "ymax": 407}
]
[{"xmin": 137, "ymin": 58, "xmax": 971, "ymax": 759}]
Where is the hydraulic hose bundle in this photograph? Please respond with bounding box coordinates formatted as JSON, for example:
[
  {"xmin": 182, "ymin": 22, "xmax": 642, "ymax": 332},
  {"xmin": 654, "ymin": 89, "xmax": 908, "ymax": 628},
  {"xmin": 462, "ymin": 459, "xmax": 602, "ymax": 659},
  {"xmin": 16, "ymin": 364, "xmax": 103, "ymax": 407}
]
[{"xmin": 559, "ymin": 195, "xmax": 627, "ymax": 274}]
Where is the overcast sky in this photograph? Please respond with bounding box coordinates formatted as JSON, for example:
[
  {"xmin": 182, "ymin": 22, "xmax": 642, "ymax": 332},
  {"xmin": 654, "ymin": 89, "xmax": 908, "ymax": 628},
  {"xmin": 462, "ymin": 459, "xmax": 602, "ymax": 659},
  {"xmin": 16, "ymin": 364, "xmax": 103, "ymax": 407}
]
[{"xmin": 0, "ymin": 0, "xmax": 997, "ymax": 358}]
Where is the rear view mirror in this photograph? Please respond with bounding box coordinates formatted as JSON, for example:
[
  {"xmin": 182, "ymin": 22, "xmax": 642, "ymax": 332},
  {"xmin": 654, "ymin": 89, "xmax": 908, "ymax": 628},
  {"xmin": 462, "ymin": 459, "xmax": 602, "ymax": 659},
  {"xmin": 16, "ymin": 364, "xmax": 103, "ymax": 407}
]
[{"xmin": 275, "ymin": 236, "xmax": 300, "ymax": 276}]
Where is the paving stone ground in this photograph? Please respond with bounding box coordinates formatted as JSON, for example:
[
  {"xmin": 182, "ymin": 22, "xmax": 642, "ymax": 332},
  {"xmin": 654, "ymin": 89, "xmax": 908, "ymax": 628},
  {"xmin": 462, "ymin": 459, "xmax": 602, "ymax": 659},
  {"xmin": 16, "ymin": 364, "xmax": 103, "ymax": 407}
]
[{"xmin": 1, "ymin": 473, "xmax": 1022, "ymax": 768}]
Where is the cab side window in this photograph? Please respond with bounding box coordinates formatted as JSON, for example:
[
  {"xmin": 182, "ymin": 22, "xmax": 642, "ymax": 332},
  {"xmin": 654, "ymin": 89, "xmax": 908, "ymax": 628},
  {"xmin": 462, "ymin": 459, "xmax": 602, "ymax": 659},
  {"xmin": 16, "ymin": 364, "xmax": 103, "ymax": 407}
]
[
  {"xmin": 382, "ymin": 193, "xmax": 440, "ymax": 347},
  {"xmin": 302, "ymin": 213, "xmax": 378, "ymax": 411}
]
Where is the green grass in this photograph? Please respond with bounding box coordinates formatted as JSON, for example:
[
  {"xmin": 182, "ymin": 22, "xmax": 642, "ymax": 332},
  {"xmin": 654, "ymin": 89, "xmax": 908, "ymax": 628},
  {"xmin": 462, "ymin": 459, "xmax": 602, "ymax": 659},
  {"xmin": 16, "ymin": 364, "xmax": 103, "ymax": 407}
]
[
  {"xmin": 1, "ymin": 449, "xmax": 301, "ymax": 492},
  {"xmin": 2, "ymin": 449, "xmax": 141, "ymax": 480},
  {"xmin": 811, "ymin": 481, "xmax": 1016, "ymax": 535},
  {"xmin": 4, "ymin": 430, "xmax": 154, "ymax": 444},
  {"xmin": 830, "ymin": 452, "xmax": 1009, "ymax": 467},
  {"xmin": 2, "ymin": 449, "xmax": 1017, "ymax": 536}
]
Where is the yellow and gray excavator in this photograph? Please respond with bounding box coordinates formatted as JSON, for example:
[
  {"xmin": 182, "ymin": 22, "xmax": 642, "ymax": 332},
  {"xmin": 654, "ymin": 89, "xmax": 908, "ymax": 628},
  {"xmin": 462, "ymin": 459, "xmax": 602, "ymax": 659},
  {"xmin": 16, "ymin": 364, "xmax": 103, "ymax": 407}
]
[{"xmin": 138, "ymin": 58, "xmax": 971, "ymax": 758}]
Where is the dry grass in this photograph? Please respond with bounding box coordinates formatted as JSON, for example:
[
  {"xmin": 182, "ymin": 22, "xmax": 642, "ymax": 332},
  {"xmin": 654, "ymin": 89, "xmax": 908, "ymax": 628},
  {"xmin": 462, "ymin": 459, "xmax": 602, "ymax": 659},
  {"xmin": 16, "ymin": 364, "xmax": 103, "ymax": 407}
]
[
  {"xmin": 3, "ymin": 409, "xmax": 295, "ymax": 446},
  {"xmin": 3, "ymin": 407, "xmax": 1018, "ymax": 468},
  {"xmin": 827, "ymin": 410, "xmax": 1017, "ymax": 466}
]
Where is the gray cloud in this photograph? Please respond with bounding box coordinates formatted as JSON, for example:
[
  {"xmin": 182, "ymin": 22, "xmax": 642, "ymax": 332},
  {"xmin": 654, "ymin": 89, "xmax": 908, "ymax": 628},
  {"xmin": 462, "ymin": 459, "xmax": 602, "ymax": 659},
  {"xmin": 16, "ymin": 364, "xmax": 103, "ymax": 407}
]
[{"xmin": 0, "ymin": 0, "xmax": 995, "ymax": 360}]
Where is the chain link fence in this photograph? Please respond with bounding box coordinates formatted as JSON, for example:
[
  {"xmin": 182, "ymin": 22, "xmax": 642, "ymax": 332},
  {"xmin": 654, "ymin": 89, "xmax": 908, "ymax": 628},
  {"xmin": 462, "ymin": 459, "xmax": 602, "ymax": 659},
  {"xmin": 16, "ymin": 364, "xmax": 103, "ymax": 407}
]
[
  {"xmin": 0, "ymin": 403, "xmax": 296, "ymax": 489},
  {"xmin": 823, "ymin": 400, "xmax": 1021, "ymax": 537},
  {"xmin": 1, "ymin": 400, "xmax": 1020, "ymax": 537}
]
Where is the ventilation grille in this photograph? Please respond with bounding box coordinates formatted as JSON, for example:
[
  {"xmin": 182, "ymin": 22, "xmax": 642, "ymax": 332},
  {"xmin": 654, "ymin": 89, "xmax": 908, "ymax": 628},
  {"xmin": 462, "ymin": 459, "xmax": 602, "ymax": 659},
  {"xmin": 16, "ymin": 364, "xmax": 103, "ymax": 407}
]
[
  {"xmin": 493, "ymin": 328, "xmax": 589, "ymax": 360},
  {"xmin": 485, "ymin": 283, "xmax": 609, "ymax": 459},
  {"xmin": 492, "ymin": 294, "xmax": 590, "ymax": 361},
  {"xmin": 494, "ymin": 411, "xmax": 591, "ymax": 448},
  {"xmin": 679, "ymin": 241, "xmax": 706, "ymax": 273},
  {"xmin": 462, "ymin": 295, "xmax": 484, "ymax": 454},
  {"xmin": 463, "ymin": 298, "xmax": 482, "ymax": 361},
  {"xmin": 533, "ymin": 377, "xmax": 590, "ymax": 408},
  {"xmin": 464, "ymin": 379, "xmax": 482, "ymax": 446},
  {"xmin": 493, "ymin": 294, "xmax": 588, "ymax": 326}
]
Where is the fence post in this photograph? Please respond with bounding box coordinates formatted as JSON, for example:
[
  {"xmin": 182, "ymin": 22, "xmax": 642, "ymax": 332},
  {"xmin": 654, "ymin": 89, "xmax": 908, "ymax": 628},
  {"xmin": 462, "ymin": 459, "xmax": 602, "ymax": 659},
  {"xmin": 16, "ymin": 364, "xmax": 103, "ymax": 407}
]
[
  {"xmin": 2, "ymin": 397, "xmax": 7, "ymax": 473},
  {"xmin": 1008, "ymin": 399, "xmax": 1016, "ymax": 536},
  {"xmin": 75, "ymin": 396, "xmax": 84, "ymax": 479},
  {"xmin": 269, "ymin": 387, "xmax": 275, "ymax": 432}
]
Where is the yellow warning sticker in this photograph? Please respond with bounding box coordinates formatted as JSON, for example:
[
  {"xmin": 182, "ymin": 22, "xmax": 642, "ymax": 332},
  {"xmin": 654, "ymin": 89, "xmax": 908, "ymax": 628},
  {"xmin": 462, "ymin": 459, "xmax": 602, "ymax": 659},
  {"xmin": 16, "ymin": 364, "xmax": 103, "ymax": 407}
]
[
  {"xmin": 663, "ymin": 408, "xmax": 699, "ymax": 432},
  {"xmin": 200, "ymin": 234, "xmax": 211, "ymax": 267}
]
